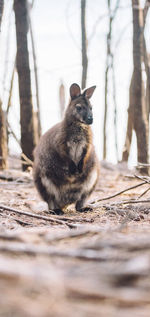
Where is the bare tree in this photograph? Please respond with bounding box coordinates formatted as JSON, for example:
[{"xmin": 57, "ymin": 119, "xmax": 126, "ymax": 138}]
[
  {"xmin": 143, "ymin": 1, "xmax": 150, "ymax": 121},
  {"xmin": 103, "ymin": 0, "xmax": 120, "ymax": 160},
  {"xmin": 0, "ymin": 0, "xmax": 8, "ymax": 169},
  {"xmin": 131, "ymin": 0, "xmax": 149, "ymax": 173},
  {"xmin": 0, "ymin": 102, "xmax": 8, "ymax": 169},
  {"xmin": 0, "ymin": 0, "xmax": 3, "ymax": 30},
  {"xmin": 29, "ymin": 12, "xmax": 41, "ymax": 139},
  {"xmin": 122, "ymin": 0, "xmax": 150, "ymax": 165},
  {"xmin": 14, "ymin": 0, "xmax": 37, "ymax": 169},
  {"xmin": 81, "ymin": 0, "xmax": 88, "ymax": 89},
  {"xmin": 122, "ymin": 73, "xmax": 134, "ymax": 161}
]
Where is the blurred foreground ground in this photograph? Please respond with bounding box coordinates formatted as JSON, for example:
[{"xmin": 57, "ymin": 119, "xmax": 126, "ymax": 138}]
[{"xmin": 0, "ymin": 157, "xmax": 150, "ymax": 317}]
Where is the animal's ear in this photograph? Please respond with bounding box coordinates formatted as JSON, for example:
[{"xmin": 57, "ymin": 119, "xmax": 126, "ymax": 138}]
[
  {"xmin": 70, "ymin": 83, "xmax": 81, "ymax": 99},
  {"xmin": 83, "ymin": 86, "xmax": 96, "ymax": 99}
]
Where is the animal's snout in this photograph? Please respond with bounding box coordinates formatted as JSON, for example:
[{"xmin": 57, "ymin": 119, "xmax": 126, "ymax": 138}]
[{"xmin": 86, "ymin": 115, "xmax": 93, "ymax": 125}]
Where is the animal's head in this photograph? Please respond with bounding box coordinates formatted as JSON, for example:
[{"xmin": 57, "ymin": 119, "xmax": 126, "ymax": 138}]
[{"xmin": 65, "ymin": 83, "xmax": 96, "ymax": 125}]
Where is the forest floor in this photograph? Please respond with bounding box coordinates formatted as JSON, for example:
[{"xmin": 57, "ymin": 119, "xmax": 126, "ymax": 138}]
[{"xmin": 0, "ymin": 156, "xmax": 150, "ymax": 317}]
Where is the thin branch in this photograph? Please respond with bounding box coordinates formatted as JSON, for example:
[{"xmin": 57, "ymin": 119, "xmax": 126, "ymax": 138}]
[
  {"xmin": 5, "ymin": 120, "xmax": 34, "ymax": 167},
  {"xmin": 134, "ymin": 174, "xmax": 150, "ymax": 184},
  {"xmin": 0, "ymin": 154, "xmax": 32, "ymax": 167},
  {"xmin": 0, "ymin": 204, "xmax": 76, "ymax": 229},
  {"xmin": 106, "ymin": 199, "xmax": 150, "ymax": 206},
  {"xmin": 21, "ymin": 153, "xmax": 33, "ymax": 166},
  {"xmin": 114, "ymin": 21, "xmax": 132, "ymax": 53},
  {"xmin": 65, "ymin": 0, "xmax": 81, "ymax": 50},
  {"xmin": 90, "ymin": 181, "xmax": 147, "ymax": 204},
  {"xmin": 137, "ymin": 186, "xmax": 150, "ymax": 199},
  {"xmin": 88, "ymin": 13, "xmax": 108, "ymax": 43},
  {"xmin": 143, "ymin": 0, "xmax": 150, "ymax": 24},
  {"xmin": 111, "ymin": 56, "xmax": 118, "ymax": 160},
  {"xmin": 12, "ymin": 217, "xmax": 33, "ymax": 226},
  {"xmin": 89, "ymin": 0, "xmax": 121, "ymax": 43},
  {"xmin": 6, "ymin": 61, "xmax": 16, "ymax": 114},
  {"xmin": 6, "ymin": 120, "xmax": 20, "ymax": 146}
]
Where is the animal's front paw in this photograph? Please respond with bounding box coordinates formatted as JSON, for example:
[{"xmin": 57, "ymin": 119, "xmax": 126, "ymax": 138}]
[
  {"xmin": 49, "ymin": 209, "xmax": 64, "ymax": 215},
  {"xmin": 78, "ymin": 206, "xmax": 93, "ymax": 213},
  {"xmin": 76, "ymin": 200, "xmax": 93, "ymax": 213}
]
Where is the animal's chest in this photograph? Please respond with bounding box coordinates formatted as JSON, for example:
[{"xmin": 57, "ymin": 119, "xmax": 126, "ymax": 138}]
[{"xmin": 67, "ymin": 140, "xmax": 86, "ymax": 165}]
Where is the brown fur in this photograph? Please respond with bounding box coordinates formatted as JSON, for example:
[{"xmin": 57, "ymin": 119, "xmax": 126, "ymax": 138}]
[{"xmin": 33, "ymin": 83, "xmax": 99, "ymax": 214}]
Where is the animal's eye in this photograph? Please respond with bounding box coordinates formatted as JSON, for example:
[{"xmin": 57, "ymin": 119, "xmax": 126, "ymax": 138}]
[{"xmin": 76, "ymin": 104, "xmax": 82, "ymax": 112}]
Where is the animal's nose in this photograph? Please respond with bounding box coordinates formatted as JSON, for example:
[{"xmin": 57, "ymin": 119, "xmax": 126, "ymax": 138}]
[{"xmin": 87, "ymin": 115, "xmax": 93, "ymax": 124}]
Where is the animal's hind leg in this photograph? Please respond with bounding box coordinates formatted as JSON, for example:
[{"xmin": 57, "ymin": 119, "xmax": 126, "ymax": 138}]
[
  {"xmin": 34, "ymin": 172, "xmax": 64, "ymax": 215},
  {"xmin": 75, "ymin": 194, "xmax": 93, "ymax": 213}
]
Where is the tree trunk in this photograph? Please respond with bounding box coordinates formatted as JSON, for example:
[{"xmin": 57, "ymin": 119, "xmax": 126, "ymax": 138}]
[
  {"xmin": 122, "ymin": 73, "xmax": 134, "ymax": 161},
  {"xmin": 29, "ymin": 15, "xmax": 41, "ymax": 139},
  {"xmin": 122, "ymin": 1, "xmax": 150, "ymax": 165},
  {"xmin": 103, "ymin": 63, "xmax": 109, "ymax": 160},
  {"xmin": 0, "ymin": 101, "xmax": 8, "ymax": 169},
  {"xmin": 0, "ymin": 0, "xmax": 8, "ymax": 169},
  {"xmin": 143, "ymin": 35, "xmax": 150, "ymax": 121},
  {"xmin": 143, "ymin": 1, "xmax": 150, "ymax": 124},
  {"xmin": 132, "ymin": 0, "xmax": 149, "ymax": 173},
  {"xmin": 59, "ymin": 81, "xmax": 65, "ymax": 119},
  {"xmin": 0, "ymin": 0, "xmax": 3, "ymax": 30},
  {"xmin": 81, "ymin": 0, "xmax": 88, "ymax": 90},
  {"xmin": 103, "ymin": 0, "xmax": 113, "ymax": 160},
  {"xmin": 14, "ymin": 0, "xmax": 37, "ymax": 170}
]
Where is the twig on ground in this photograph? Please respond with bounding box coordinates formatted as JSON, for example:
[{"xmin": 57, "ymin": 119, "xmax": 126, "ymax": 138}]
[
  {"xmin": 138, "ymin": 187, "xmax": 150, "ymax": 199},
  {"xmin": 104, "ymin": 199, "xmax": 150, "ymax": 206},
  {"xmin": 0, "ymin": 204, "xmax": 76, "ymax": 229},
  {"xmin": 90, "ymin": 181, "xmax": 146, "ymax": 204},
  {"xmin": 45, "ymin": 212, "xmax": 93, "ymax": 223},
  {"xmin": 134, "ymin": 174, "xmax": 150, "ymax": 184},
  {"xmin": 12, "ymin": 218, "xmax": 33, "ymax": 226},
  {"xmin": 0, "ymin": 174, "xmax": 14, "ymax": 181},
  {"xmin": 0, "ymin": 181, "xmax": 33, "ymax": 186}
]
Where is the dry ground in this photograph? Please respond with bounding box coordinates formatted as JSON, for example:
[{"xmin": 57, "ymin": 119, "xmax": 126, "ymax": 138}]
[{"xmin": 0, "ymin": 157, "xmax": 150, "ymax": 317}]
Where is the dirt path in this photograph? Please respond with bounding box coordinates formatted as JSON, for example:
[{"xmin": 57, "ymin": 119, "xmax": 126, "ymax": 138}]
[{"xmin": 0, "ymin": 159, "xmax": 150, "ymax": 316}]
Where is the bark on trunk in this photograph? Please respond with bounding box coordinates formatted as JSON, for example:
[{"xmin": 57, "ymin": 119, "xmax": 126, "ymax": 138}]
[
  {"xmin": 29, "ymin": 15, "xmax": 41, "ymax": 139},
  {"xmin": 103, "ymin": 64, "xmax": 109, "ymax": 160},
  {"xmin": 132, "ymin": 0, "xmax": 149, "ymax": 173},
  {"xmin": 81, "ymin": 0, "xmax": 88, "ymax": 90},
  {"xmin": 0, "ymin": 101, "xmax": 8, "ymax": 169},
  {"xmin": 59, "ymin": 81, "xmax": 65, "ymax": 119},
  {"xmin": 103, "ymin": 0, "xmax": 113, "ymax": 160},
  {"xmin": 122, "ymin": 73, "xmax": 134, "ymax": 161},
  {"xmin": 14, "ymin": 0, "xmax": 36, "ymax": 170},
  {"xmin": 143, "ymin": 36, "xmax": 150, "ymax": 121},
  {"xmin": 0, "ymin": 0, "xmax": 3, "ymax": 29},
  {"xmin": 0, "ymin": 0, "xmax": 8, "ymax": 169},
  {"xmin": 122, "ymin": 1, "xmax": 150, "ymax": 165}
]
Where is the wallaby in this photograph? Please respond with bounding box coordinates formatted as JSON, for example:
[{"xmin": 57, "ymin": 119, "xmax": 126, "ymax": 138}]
[{"xmin": 33, "ymin": 83, "xmax": 99, "ymax": 215}]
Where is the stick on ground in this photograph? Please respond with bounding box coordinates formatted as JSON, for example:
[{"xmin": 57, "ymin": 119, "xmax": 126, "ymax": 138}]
[
  {"xmin": 91, "ymin": 181, "xmax": 146, "ymax": 204},
  {"xmin": 0, "ymin": 204, "xmax": 76, "ymax": 229}
]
